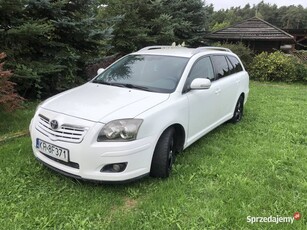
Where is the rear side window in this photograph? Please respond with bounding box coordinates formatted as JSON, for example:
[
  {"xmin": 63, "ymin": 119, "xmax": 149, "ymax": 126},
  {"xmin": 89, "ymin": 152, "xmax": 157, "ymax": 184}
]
[
  {"xmin": 228, "ymin": 56, "xmax": 243, "ymax": 73},
  {"xmin": 211, "ymin": 55, "xmax": 231, "ymax": 79},
  {"xmin": 226, "ymin": 57, "xmax": 235, "ymax": 74}
]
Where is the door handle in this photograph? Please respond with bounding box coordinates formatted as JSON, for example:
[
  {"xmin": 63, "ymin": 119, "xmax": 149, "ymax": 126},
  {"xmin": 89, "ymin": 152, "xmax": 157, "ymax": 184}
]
[{"xmin": 215, "ymin": 88, "xmax": 221, "ymax": 94}]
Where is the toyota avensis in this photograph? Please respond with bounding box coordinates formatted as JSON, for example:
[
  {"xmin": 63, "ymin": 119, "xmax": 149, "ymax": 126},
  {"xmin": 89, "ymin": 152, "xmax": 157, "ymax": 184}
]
[{"xmin": 30, "ymin": 46, "xmax": 249, "ymax": 182}]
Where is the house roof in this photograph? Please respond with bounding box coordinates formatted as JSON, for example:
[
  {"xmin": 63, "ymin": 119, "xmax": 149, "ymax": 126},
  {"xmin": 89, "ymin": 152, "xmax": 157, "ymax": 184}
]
[{"xmin": 206, "ymin": 17, "xmax": 295, "ymax": 43}]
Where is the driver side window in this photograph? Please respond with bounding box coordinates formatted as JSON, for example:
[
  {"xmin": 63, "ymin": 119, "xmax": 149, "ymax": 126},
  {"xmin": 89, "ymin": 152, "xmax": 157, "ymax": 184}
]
[
  {"xmin": 184, "ymin": 57, "xmax": 214, "ymax": 92},
  {"xmin": 190, "ymin": 57, "xmax": 214, "ymax": 80}
]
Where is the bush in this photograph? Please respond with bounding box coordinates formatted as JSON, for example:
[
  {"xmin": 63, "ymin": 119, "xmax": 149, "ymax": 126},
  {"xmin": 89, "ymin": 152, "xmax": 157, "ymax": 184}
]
[
  {"xmin": 249, "ymin": 51, "xmax": 307, "ymax": 83},
  {"xmin": 0, "ymin": 53, "xmax": 23, "ymax": 111},
  {"xmin": 212, "ymin": 42, "xmax": 254, "ymax": 69},
  {"xmin": 295, "ymin": 60, "xmax": 307, "ymax": 83}
]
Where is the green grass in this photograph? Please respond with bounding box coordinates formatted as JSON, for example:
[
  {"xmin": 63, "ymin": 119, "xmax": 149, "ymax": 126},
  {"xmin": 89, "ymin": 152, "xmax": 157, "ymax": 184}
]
[
  {"xmin": 0, "ymin": 102, "xmax": 37, "ymax": 137},
  {"xmin": 0, "ymin": 81, "xmax": 306, "ymax": 229}
]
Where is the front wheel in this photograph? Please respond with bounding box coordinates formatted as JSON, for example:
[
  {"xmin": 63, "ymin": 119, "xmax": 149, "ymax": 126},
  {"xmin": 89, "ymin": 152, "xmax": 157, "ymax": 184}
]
[
  {"xmin": 150, "ymin": 128, "xmax": 175, "ymax": 178},
  {"xmin": 230, "ymin": 95, "xmax": 244, "ymax": 123}
]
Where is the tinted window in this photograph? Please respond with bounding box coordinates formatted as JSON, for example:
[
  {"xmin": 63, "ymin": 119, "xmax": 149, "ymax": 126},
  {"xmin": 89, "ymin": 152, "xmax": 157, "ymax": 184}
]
[
  {"xmin": 184, "ymin": 57, "xmax": 214, "ymax": 91},
  {"xmin": 226, "ymin": 57, "xmax": 235, "ymax": 74},
  {"xmin": 228, "ymin": 56, "xmax": 243, "ymax": 73},
  {"xmin": 211, "ymin": 56, "xmax": 231, "ymax": 79},
  {"xmin": 188, "ymin": 57, "xmax": 214, "ymax": 81}
]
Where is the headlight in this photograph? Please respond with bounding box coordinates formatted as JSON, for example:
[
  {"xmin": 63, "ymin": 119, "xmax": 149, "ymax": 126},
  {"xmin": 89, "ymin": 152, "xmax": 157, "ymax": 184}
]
[{"xmin": 97, "ymin": 119, "xmax": 143, "ymax": 142}]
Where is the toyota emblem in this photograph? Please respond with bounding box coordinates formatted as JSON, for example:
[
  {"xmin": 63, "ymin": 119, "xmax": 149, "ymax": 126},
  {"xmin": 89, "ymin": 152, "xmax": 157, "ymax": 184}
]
[{"xmin": 50, "ymin": 120, "xmax": 59, "ymax": 130}]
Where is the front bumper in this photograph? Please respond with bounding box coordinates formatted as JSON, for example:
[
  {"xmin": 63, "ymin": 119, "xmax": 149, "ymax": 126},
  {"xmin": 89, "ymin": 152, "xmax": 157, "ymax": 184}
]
[{"xmin": 29, "ymin": 110, "xmax": 156, "ymax": 182}]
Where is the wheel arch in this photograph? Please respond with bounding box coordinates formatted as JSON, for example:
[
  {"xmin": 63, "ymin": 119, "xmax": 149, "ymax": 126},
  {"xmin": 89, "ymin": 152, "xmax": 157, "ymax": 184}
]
[
  {"xmin": 149, "ymin": 123, "xmax": 186, "ymax": 178},
  {"xmin": 158, "ymin": 123, "xmax": 186, "ymax": 154},
  {"xmin": 172, "ymin": 123, "xmax": 185, "ymax": 153},
  {"xmin": 234, "ymin": 92, "xmax": 245, "ymax": 110},
  {"xmin": 240, "ymin": 92, "xmax": 245, "ymax": 101},
  {"xmin": 230, "ymin": 92, "xmax": 245, "ymax": 123}
]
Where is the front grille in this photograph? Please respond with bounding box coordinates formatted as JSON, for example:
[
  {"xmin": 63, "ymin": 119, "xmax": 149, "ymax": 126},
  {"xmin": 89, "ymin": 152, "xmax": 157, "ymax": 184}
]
[{"xmin": 36, "ymin": 114, "xmax": 88, "ymax": 143}]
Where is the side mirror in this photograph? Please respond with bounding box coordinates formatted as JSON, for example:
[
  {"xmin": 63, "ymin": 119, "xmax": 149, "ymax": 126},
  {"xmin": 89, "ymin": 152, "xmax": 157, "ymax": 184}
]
[
  {"xmin": 190, "ymin": 78, "xmax": 211, "ymax": 90},
  {"xmin": 97, "ymin": 68, "xmax": 105, "ymax": 75}
]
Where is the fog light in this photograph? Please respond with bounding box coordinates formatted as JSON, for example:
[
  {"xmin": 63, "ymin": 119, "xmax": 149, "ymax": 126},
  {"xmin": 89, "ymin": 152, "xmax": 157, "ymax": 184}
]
[
  {"xmin": 101, "ymin": 162, "xmax": 127, "ymax": 173},
  {"xmin": 112, "ymin": 164, "xmax": 121, "ymax": 172}
]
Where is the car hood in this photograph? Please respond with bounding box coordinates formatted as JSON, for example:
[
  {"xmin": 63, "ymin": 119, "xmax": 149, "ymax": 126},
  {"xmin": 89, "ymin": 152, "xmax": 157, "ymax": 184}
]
[{"xmin": 41, "ymin": 83, "xmax": 169, "ymax": 123}]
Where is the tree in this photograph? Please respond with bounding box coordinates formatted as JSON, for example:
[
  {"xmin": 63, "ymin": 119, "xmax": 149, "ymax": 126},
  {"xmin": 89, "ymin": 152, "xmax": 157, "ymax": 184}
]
[
  {"xmin": 100, "ymin": 0, "xmax": 155, "ymax": 53},
  {"xmin": 208, "ymin": 3, "xmax": 307, "ymax": 32},
  {"xmin": 0, "ymin": 53, "xmax": 23, "ymax": 111},
  {"xmin": 211, "ymin": 22, "xmax": 230, "ymax": 32},
  {"xmin": 257, "ymin": 2, "xmax": 279, "ymax": 26},
  {"xmin": 103, "ymin": 0, "xmax": 209, "ymax": 53},
  {"xmin": 209, "ymin": 7, "xmax": 243, "ymax": 31},
  {"xmin": 0, "ymin": 0, "xmax": 113, "ymax": 99},
  {"xmin": 281, "ymin": 5, "xmax": 307, "ymax": 29},
  {"xmin": 160, "ymin": 0, "xmax": 208, "ymax": 46}
]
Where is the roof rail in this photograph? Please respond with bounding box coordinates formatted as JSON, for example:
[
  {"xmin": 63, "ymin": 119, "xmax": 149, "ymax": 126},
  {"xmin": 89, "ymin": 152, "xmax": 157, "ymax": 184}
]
[
  {"xmin": 138, "ymin": 46, "xmax": 187, "ymax": 51},
  {"xmin": 193, "ymin": 46, "xmax": 232, "ymax": 54}
]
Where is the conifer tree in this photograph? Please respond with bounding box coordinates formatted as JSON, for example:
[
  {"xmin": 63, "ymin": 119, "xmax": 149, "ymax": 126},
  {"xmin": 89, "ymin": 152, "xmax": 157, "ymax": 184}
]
[
  {"xmin": 103, "ymin": 0, "xmax": 208, "ymax": 53},
  {"xmin": 160, "ymin": 0, "xmax": 208, "ymax": 46},
  {"xmin": 0, "ymin": 0, "xmax": 113, "ymax": 98}
]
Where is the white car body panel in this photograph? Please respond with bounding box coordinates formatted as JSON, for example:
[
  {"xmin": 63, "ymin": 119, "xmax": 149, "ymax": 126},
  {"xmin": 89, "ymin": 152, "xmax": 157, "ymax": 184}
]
[
  {"xmin": 186, "ymin": 81, "xmax": 221, "ymax": 146},
  {"xmin": 42, "ymin": 83, "xmax": 169, "ymax": 123}
]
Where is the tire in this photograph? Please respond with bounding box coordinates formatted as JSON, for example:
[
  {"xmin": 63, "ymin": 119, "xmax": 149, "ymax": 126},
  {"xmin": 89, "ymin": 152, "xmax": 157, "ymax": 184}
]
[
  {"xmin": 230, "ymin": 95, "xmax": 244, "ymax": 123},
  {"xmin": 150, "ymin": 128, "xmax": 176, "ymax": 178}
]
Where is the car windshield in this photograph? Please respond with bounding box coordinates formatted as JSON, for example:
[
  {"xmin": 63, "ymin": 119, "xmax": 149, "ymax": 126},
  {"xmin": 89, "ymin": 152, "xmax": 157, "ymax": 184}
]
[{"xmin": 93, "ymin": 55, "xmax": 189, "ymax": 93}]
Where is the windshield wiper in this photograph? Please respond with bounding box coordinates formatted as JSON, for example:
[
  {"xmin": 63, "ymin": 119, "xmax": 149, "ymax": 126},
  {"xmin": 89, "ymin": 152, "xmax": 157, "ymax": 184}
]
[
  {"xmin": 92, "ymin": 81, "xmax": 126, "ymax": 88},
  {"xmin": 120, "ymin": 83, "xmax": 152, "ymax": 92},
  {"xmin": 93, "ymin": 80, "xmax": 152, "ymax": 92},
  {"xmin": 92, "ymin": 79, "xmax": 112, "ymax": 85}
]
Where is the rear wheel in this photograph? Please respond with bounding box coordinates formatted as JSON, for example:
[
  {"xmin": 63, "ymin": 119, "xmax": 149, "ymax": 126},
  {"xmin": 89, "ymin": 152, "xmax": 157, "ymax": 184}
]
[
  {"xmin": 231, "ymin": 95, "xmax": 244, "ymax": 123},
  {"xmin": 150, "ymin": 128, "xmax": 175, "ymax": 178}
]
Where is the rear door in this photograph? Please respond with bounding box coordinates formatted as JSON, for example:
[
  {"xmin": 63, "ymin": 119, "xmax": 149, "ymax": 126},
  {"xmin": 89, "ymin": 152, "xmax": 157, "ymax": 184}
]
[{"xmin": 211, "ymin": 55, "xmax": 240, "ymax": 120}]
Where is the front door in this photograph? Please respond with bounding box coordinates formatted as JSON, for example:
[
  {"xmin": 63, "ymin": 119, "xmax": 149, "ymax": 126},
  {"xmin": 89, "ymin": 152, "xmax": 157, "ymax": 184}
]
[{"xmin": 185, "ymin": 56, "xmax": 220, "ymax": 145}]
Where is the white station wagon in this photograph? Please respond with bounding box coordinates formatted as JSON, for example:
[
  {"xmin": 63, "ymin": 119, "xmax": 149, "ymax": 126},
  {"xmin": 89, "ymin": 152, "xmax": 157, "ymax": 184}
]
[{"xmin": 30, "ymin": 46, "xmax": 249, "ymax": 182}]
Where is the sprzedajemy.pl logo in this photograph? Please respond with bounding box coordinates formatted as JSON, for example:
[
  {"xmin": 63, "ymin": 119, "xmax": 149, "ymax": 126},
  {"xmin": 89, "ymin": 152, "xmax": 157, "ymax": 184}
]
[{"xmin": 247, "ymin": 212, "xmax": 301, "ymax": 224}]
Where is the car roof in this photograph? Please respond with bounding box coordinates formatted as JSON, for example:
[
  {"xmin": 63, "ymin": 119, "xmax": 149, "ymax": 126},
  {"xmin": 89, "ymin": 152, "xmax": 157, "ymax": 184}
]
[{"xmin": 133, "ymin": 46, "xmax": 233, "ymax": 58}]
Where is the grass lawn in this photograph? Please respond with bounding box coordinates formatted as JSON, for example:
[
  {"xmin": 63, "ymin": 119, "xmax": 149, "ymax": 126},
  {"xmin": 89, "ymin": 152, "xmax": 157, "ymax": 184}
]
[{"xmin": 0, "ymin": 81, "xmax": 306, "ymax": 229}]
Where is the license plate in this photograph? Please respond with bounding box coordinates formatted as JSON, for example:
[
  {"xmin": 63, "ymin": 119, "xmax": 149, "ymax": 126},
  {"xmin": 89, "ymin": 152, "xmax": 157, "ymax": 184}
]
[{"xmin": 36, "ymin": 139, "xmax": 69, "ymax": 162}]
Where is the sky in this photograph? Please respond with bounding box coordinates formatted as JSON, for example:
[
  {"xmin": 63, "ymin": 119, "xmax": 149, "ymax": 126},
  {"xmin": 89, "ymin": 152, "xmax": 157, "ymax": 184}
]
[{"xmin": 205, "ymin": 0, "xmax": 307, "ymax": 10}]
